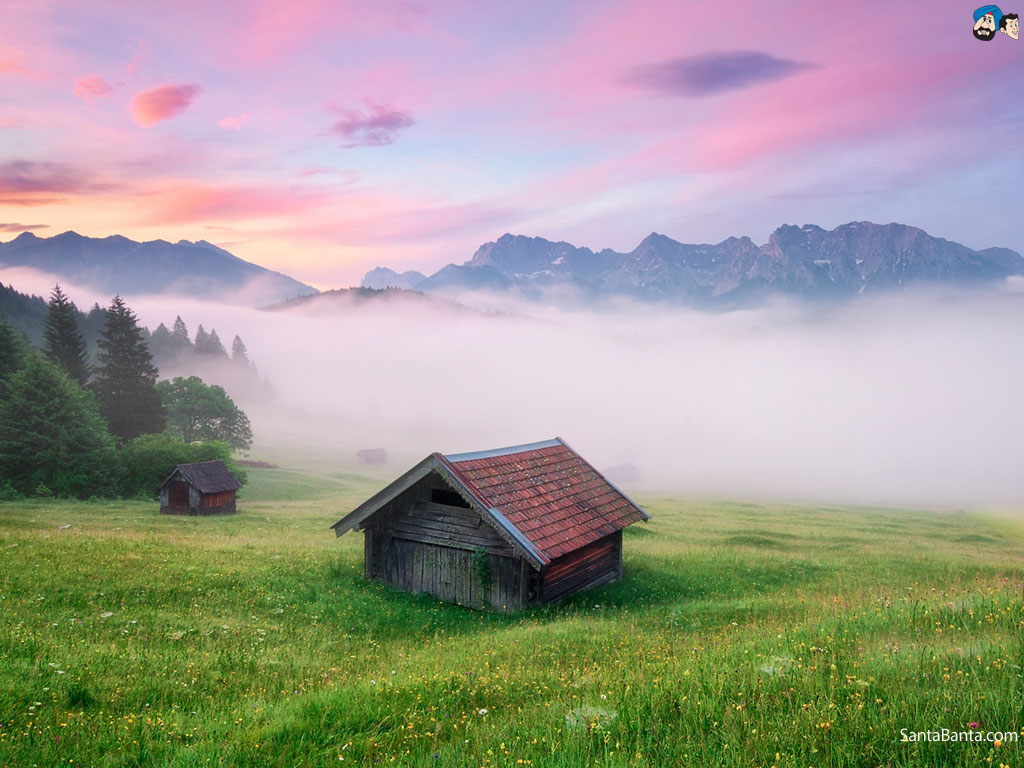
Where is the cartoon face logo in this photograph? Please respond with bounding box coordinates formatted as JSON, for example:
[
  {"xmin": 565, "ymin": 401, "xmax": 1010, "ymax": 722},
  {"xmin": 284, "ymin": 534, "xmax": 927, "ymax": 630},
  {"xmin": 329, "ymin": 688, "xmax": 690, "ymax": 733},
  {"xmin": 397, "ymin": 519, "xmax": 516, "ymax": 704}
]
[
  {"xmin": 1001, "ymin": 12, "xmax": 1020, "ymax": 38},
  {"xmin": 973, "ymin": 4, "xmax": 1003, "ymax": 40}
]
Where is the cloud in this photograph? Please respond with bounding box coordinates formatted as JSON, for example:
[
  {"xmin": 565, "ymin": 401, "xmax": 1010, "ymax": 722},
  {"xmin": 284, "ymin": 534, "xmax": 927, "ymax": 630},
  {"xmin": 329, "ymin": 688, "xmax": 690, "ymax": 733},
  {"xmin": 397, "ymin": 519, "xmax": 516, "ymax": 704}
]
[
  {"xmin": 217, "ymin": 114, "xmax": 248, "ymax": 130},
  {"xmin": 130, "ymin": 83, "xmax": 202, "ymax": 126},
  {"xmin": 627, "ymin": 50, "xmax": 816, "ymax": 97},
  {"xmin": 0, "ymin": 222, "xmax": 48, "ymax": 232},
  {"xmin": 142, "ymin": 180, "xmax": 335, "ymax": 225},
  {"xmin": 0, "ymin": 58, "xmax": 31, "ymax": 77},
  {"xmin": 73, "ymin": 75, "xmax": 114, "ymax": 99},
  {"xmin": 0, "ymin": 160, "xmax": 93, "ymax": 194},
  {"xmin": 328, "ymin": 100, "xmax": 414, "ymax": 148}
]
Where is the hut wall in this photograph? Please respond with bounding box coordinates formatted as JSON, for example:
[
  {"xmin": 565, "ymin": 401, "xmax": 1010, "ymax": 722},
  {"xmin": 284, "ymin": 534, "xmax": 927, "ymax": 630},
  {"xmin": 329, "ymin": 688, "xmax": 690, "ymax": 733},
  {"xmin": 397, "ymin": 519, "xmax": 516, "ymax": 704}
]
[
  {"xmin": 361, "ymin": 471, "xmax": 527, "ymax": 610},
  {"xmin": 538, "ymin": 530, "xmax": 622, "ymax": 604},
  {"xmin": 199, "ymin": 490, "xmax": 237, "ymax": 514}
]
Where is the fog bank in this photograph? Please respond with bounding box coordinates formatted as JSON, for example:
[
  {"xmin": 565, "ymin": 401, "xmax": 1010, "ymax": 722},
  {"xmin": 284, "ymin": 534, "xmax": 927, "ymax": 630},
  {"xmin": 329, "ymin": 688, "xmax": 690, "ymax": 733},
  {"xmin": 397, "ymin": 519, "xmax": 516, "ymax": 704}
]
[{"xmin": 5, "ymin": 265, "xmax": 1022, "ymax": 508}]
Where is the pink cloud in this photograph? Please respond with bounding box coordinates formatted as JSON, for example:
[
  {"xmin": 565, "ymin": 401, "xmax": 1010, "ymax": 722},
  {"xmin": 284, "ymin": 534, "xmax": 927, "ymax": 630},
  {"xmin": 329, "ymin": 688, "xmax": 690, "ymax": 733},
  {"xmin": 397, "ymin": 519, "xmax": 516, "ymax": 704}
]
[
  {"xmin": 328, "ymin": 100, "xmax": 414, "ymax": 148},
  {"xmin": 142, "ymin": 180, "xmax": 336, "ymax": 225},
  {"xmin": 0, "ymin": 56, "xmax": 32, "ymax": 77},
  {"xmin": 217, "ymin": 114, "xmax": 248, "ymax": 130},
  {"xmin": 130, "ymin": 84, "xmax": 202, "ymax": 127},
  {"xmin": 0, "ymin": 197, "xmax": 65, "ymax": 207},
  {"xmin": 73, "ymin": 75, "xmax": 114, "ymax": 99}
]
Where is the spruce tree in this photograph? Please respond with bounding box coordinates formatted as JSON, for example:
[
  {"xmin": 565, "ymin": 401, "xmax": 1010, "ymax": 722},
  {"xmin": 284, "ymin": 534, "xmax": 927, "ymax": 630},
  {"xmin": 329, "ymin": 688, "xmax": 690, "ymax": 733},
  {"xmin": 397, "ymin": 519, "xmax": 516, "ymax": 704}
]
[
  {"xmin": 231, "ymin": 335, "xmax": 250, "ymax": 367},
  {"xmin": 0, "ymin": 318, "xmax": 26, "ymax": 383},
  {"xmin": 194, "ymin": 324, "xmax": 210, "ymax": 352},
  {"xmin": 172, "ymin": 315, "xmax": 189, "ymax": 341},
  {"xmin": 147, "ymin": 323, "xmax": 181, "ymax": 367},
  {"xmin": 166, "ymin": 315, "xmax": 193, "ymax": 361},
  {"xmin": 208, "ymin": 329, "xmax": 226, "ymax": 356},
  {"xmin": 43, "ymin": 285, "xmax": 90, "ymax": 384},
  {"xmin": 195, "ymin": 327, "xmax": 226, "ymax": 357},
  {"xmin": 93, "ymin": 296, "xmax": 166, "ymax": 440},
  {"xmin": 0, "ymin": 354, "xmax": 118, "ymax": 497}
]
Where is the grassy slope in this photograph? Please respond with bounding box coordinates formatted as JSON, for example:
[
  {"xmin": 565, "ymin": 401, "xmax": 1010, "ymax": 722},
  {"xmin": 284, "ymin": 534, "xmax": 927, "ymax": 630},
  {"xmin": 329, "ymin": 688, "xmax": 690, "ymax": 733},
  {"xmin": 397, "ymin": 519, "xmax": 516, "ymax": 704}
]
[{"xmin": 0, "ymin": 464, "xmax": 1022, "ymax": 768}]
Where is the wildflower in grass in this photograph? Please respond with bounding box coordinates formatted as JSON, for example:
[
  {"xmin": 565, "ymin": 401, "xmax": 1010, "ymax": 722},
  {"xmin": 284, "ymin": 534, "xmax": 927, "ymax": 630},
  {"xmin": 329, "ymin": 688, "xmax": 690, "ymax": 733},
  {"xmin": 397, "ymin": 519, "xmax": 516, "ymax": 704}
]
[
  {"xmin": 478, "ymin": 708, "xmax": 487, "ymax": 715},
  {"xmin": 969, "ymin": 722, "xmax": 980, "ymax": 729}
]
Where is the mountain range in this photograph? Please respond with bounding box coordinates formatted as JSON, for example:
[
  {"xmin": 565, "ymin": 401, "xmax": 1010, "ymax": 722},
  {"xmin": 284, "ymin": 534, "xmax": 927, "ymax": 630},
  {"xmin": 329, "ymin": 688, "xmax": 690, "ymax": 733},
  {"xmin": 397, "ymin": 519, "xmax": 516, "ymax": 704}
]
[
  {"xmin": 0, "ymin": 231, "xmax": 315, "ymax": 305},
  {"xmin": 3, "ymin": 223, "xmax": 1020, "ymax": 310},
  {"xmin": 362, "ymin": 222, "xmax": 1024, "ymax": 304}
]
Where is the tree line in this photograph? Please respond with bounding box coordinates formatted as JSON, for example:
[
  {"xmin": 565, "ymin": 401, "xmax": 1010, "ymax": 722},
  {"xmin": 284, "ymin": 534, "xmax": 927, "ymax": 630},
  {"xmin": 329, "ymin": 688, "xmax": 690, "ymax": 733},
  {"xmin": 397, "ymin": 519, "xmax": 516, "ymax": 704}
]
[{"xmin": 0, "ymin": 286, "xmax": 252, "ymax": 500}]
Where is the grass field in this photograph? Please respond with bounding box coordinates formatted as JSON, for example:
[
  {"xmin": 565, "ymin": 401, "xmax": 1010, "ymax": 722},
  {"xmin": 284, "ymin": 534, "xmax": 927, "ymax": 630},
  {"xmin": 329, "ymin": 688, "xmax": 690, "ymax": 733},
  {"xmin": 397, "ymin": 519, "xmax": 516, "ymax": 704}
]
[{"xmin": 1, "ymin": 461, "xmax": 1022, "ymax": 767}]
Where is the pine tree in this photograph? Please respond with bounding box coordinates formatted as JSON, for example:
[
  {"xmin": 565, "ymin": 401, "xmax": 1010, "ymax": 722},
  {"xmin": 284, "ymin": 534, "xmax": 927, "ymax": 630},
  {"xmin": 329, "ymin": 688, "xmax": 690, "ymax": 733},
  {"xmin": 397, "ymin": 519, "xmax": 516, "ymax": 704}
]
[
  {"xmin": 43, "ymin": 285, "xmax": 90, "ymax": 384},
  {"xmin": 0, "ymin": 354, "xmax": 118, "ymax": 497},
  {"xmin": 93, "ymin": 296, "xmax": 166, "ymax": 440},
  {"xmin": 147, "ymin": 323, "xmax": 173, "ymax": 364},
  {"xmin": 165, "ymin": 315, "xmax": 193, "ymax": 361},
  {"xmin": 194, "ymin": 324, "xmax": 210, "ymax": 352},
  {"xmin": 197, "ymin": 328, "xmax": 227, "ymax": 357},
  {"xmin": 231, "ymin": 335, "xmax": 250, "ymax": 367},
  {"xmin": 0, "ymin": 319, "xmax": 28, "ymax": 389},
  {"xmin": 172, "ymin": 315, "xmax": 189, "ymax": 342}
]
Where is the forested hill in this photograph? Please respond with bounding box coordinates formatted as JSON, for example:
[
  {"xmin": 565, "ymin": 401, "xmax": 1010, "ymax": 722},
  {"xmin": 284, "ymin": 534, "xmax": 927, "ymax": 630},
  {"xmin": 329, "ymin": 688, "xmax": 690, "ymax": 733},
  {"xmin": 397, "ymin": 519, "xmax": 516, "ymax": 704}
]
[{"xmin": 0, "ymin": 281, "xmax": 105, "ymax": 347}]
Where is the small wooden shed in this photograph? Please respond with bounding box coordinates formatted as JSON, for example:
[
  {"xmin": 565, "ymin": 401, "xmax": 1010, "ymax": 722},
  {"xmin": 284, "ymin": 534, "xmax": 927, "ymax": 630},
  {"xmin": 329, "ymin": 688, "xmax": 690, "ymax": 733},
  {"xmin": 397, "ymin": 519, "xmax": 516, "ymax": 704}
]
[
  {"xmin": 159, "ymin": 460, "xmax": 241, "ymax": 515},
  {"xmin": 331, "ymin": 437, "xmax": 649, "ymax": 611},
  {"xmin": 356, "ymin": 448, "xmax": 389, "ymax": 464}
]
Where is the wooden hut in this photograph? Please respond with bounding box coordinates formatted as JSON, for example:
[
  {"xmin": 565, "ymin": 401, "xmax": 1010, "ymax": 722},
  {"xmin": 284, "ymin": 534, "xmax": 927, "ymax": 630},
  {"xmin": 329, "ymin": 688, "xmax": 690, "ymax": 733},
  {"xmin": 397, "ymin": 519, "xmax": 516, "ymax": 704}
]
[
  {"xmin": 331, "ymin": 437, "xmax": 649, "ymax": 611},
  {"xmin": 159, "ymin": 460, "xmax": 241, "ymax": 515},
  {"xmin": 356, "ymin": 448, "xmax": 389, "ymax": 464}
]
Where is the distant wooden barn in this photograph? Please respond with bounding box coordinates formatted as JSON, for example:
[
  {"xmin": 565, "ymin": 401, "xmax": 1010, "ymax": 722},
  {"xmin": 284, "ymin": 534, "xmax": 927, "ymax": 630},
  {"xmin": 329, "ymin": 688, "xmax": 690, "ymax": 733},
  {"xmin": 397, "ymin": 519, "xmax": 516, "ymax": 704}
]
[
  {"xmin": 331, "ymin": 438, "xmax": 649, "ymax": 611},
  {"xmin": 159, "ymin": 460, "xmax": 241, "ymax": 515},
  {"xmin": 356, "ymin": 448, "xmax": 389, "ymax": 464}
]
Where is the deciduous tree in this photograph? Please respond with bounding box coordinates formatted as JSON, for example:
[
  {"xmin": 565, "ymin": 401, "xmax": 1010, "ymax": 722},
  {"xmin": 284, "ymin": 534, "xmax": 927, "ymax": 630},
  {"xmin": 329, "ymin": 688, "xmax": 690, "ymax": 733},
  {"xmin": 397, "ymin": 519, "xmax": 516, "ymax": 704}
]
[{"xmin": 157, "ymin": 375, "xmax": 253, "ymax": 450}]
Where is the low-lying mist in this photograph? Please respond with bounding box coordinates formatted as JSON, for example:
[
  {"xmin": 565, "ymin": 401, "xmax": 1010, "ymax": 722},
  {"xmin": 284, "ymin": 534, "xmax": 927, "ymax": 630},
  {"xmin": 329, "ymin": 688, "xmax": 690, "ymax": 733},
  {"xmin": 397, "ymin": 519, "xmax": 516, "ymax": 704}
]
[{"xmin": 6, "ymin": 266, "xmax": 1023, "ymax": 508}]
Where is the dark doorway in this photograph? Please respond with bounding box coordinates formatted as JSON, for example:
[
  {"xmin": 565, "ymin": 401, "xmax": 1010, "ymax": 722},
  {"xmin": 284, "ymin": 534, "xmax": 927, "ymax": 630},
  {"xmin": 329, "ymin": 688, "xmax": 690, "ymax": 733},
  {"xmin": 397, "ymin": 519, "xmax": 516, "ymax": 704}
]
[{"xmin": 168, "ymin": 481, "xmax": 190, "ymax": 511}]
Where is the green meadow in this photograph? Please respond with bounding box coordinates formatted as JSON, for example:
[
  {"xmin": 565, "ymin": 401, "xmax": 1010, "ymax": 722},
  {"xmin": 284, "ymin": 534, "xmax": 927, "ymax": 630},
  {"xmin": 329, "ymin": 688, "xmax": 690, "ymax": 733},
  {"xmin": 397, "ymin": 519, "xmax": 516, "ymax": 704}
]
[{"xmin": 1, "ymin": 462, "xmax": 1022, "ymax": 767}]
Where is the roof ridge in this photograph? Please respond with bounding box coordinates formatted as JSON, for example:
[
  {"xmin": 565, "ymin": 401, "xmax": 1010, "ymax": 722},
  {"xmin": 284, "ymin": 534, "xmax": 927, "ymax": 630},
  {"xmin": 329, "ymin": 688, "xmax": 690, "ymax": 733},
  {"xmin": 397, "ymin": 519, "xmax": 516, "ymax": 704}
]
[{"xmin": 443, "ymin": 437, "xmax": 563, "ymax": 463}]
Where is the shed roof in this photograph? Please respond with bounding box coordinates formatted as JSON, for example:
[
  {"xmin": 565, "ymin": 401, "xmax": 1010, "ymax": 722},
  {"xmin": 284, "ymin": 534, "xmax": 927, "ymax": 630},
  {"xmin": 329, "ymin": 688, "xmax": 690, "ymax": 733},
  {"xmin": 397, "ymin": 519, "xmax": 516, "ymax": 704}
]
[
  {"xmin": 161, "ymin": 460, "xmax": 241, "ymax": 494},
  {"xmin": 332, "ymin": 437, "xmax": 648, "ymax": 567}
]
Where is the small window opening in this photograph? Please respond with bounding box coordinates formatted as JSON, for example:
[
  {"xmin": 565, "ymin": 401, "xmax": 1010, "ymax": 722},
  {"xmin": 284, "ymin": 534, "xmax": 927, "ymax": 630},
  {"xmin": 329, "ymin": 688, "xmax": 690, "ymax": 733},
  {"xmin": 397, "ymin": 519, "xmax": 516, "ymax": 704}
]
[{"xmin": 431, "ymin": 487, "xmax": 470, "ymax": 507}]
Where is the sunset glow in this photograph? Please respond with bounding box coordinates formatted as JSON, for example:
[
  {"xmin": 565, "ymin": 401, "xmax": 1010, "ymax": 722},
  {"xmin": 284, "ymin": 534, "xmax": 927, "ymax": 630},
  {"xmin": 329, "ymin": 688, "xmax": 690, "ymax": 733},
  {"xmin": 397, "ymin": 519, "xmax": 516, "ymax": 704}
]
[{"xmin": 1, "ymin": 0, "xmax": 1020, "ymax": 287}]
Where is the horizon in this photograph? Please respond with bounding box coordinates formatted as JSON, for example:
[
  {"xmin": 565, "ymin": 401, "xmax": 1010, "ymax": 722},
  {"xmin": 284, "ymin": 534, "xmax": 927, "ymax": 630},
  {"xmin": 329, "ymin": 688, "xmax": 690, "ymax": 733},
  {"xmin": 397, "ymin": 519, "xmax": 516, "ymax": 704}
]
[
  {"xmin": 2, "ymin": 1, "xmax": 1021, "ymax": 288},
  {"xmin": 4, "ymin": 218, "xmax": 1022, "ymax": 293}
]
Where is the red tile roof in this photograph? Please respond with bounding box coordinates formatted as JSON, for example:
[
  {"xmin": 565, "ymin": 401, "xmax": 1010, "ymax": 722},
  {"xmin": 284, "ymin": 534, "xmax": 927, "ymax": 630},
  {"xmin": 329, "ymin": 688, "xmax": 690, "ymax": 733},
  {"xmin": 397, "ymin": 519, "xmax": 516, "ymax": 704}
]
[{"xmin": 436, "ymin": 438, "xmax": 648, "ymax": 562}]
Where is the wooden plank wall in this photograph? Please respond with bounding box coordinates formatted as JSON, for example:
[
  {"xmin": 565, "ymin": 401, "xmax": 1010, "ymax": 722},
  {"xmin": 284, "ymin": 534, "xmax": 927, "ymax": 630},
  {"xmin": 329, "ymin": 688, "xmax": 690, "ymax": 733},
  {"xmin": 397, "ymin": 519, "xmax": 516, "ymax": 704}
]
[
  {"xmin": 202, "ymin": 491, "xmax": 235, "ymax": 508},
  {"xmin": 366, "ymin": 533, "xmax": 526, "ymax": 611},
  {"xmin": 539, "ymin": 530, "xmax": 622, "ymax": 604},
  {"xmin": 363, "ymin": 471, "xmax": 528, "ymax": 610}
]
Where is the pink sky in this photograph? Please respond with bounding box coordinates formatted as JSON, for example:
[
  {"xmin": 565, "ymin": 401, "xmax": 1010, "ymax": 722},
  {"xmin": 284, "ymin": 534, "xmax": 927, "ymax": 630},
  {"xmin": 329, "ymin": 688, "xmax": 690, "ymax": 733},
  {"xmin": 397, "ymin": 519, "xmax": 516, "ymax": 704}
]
[{"xmin": 0, "ymin": 0, "xmax": 1021, "ymax": 288}]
